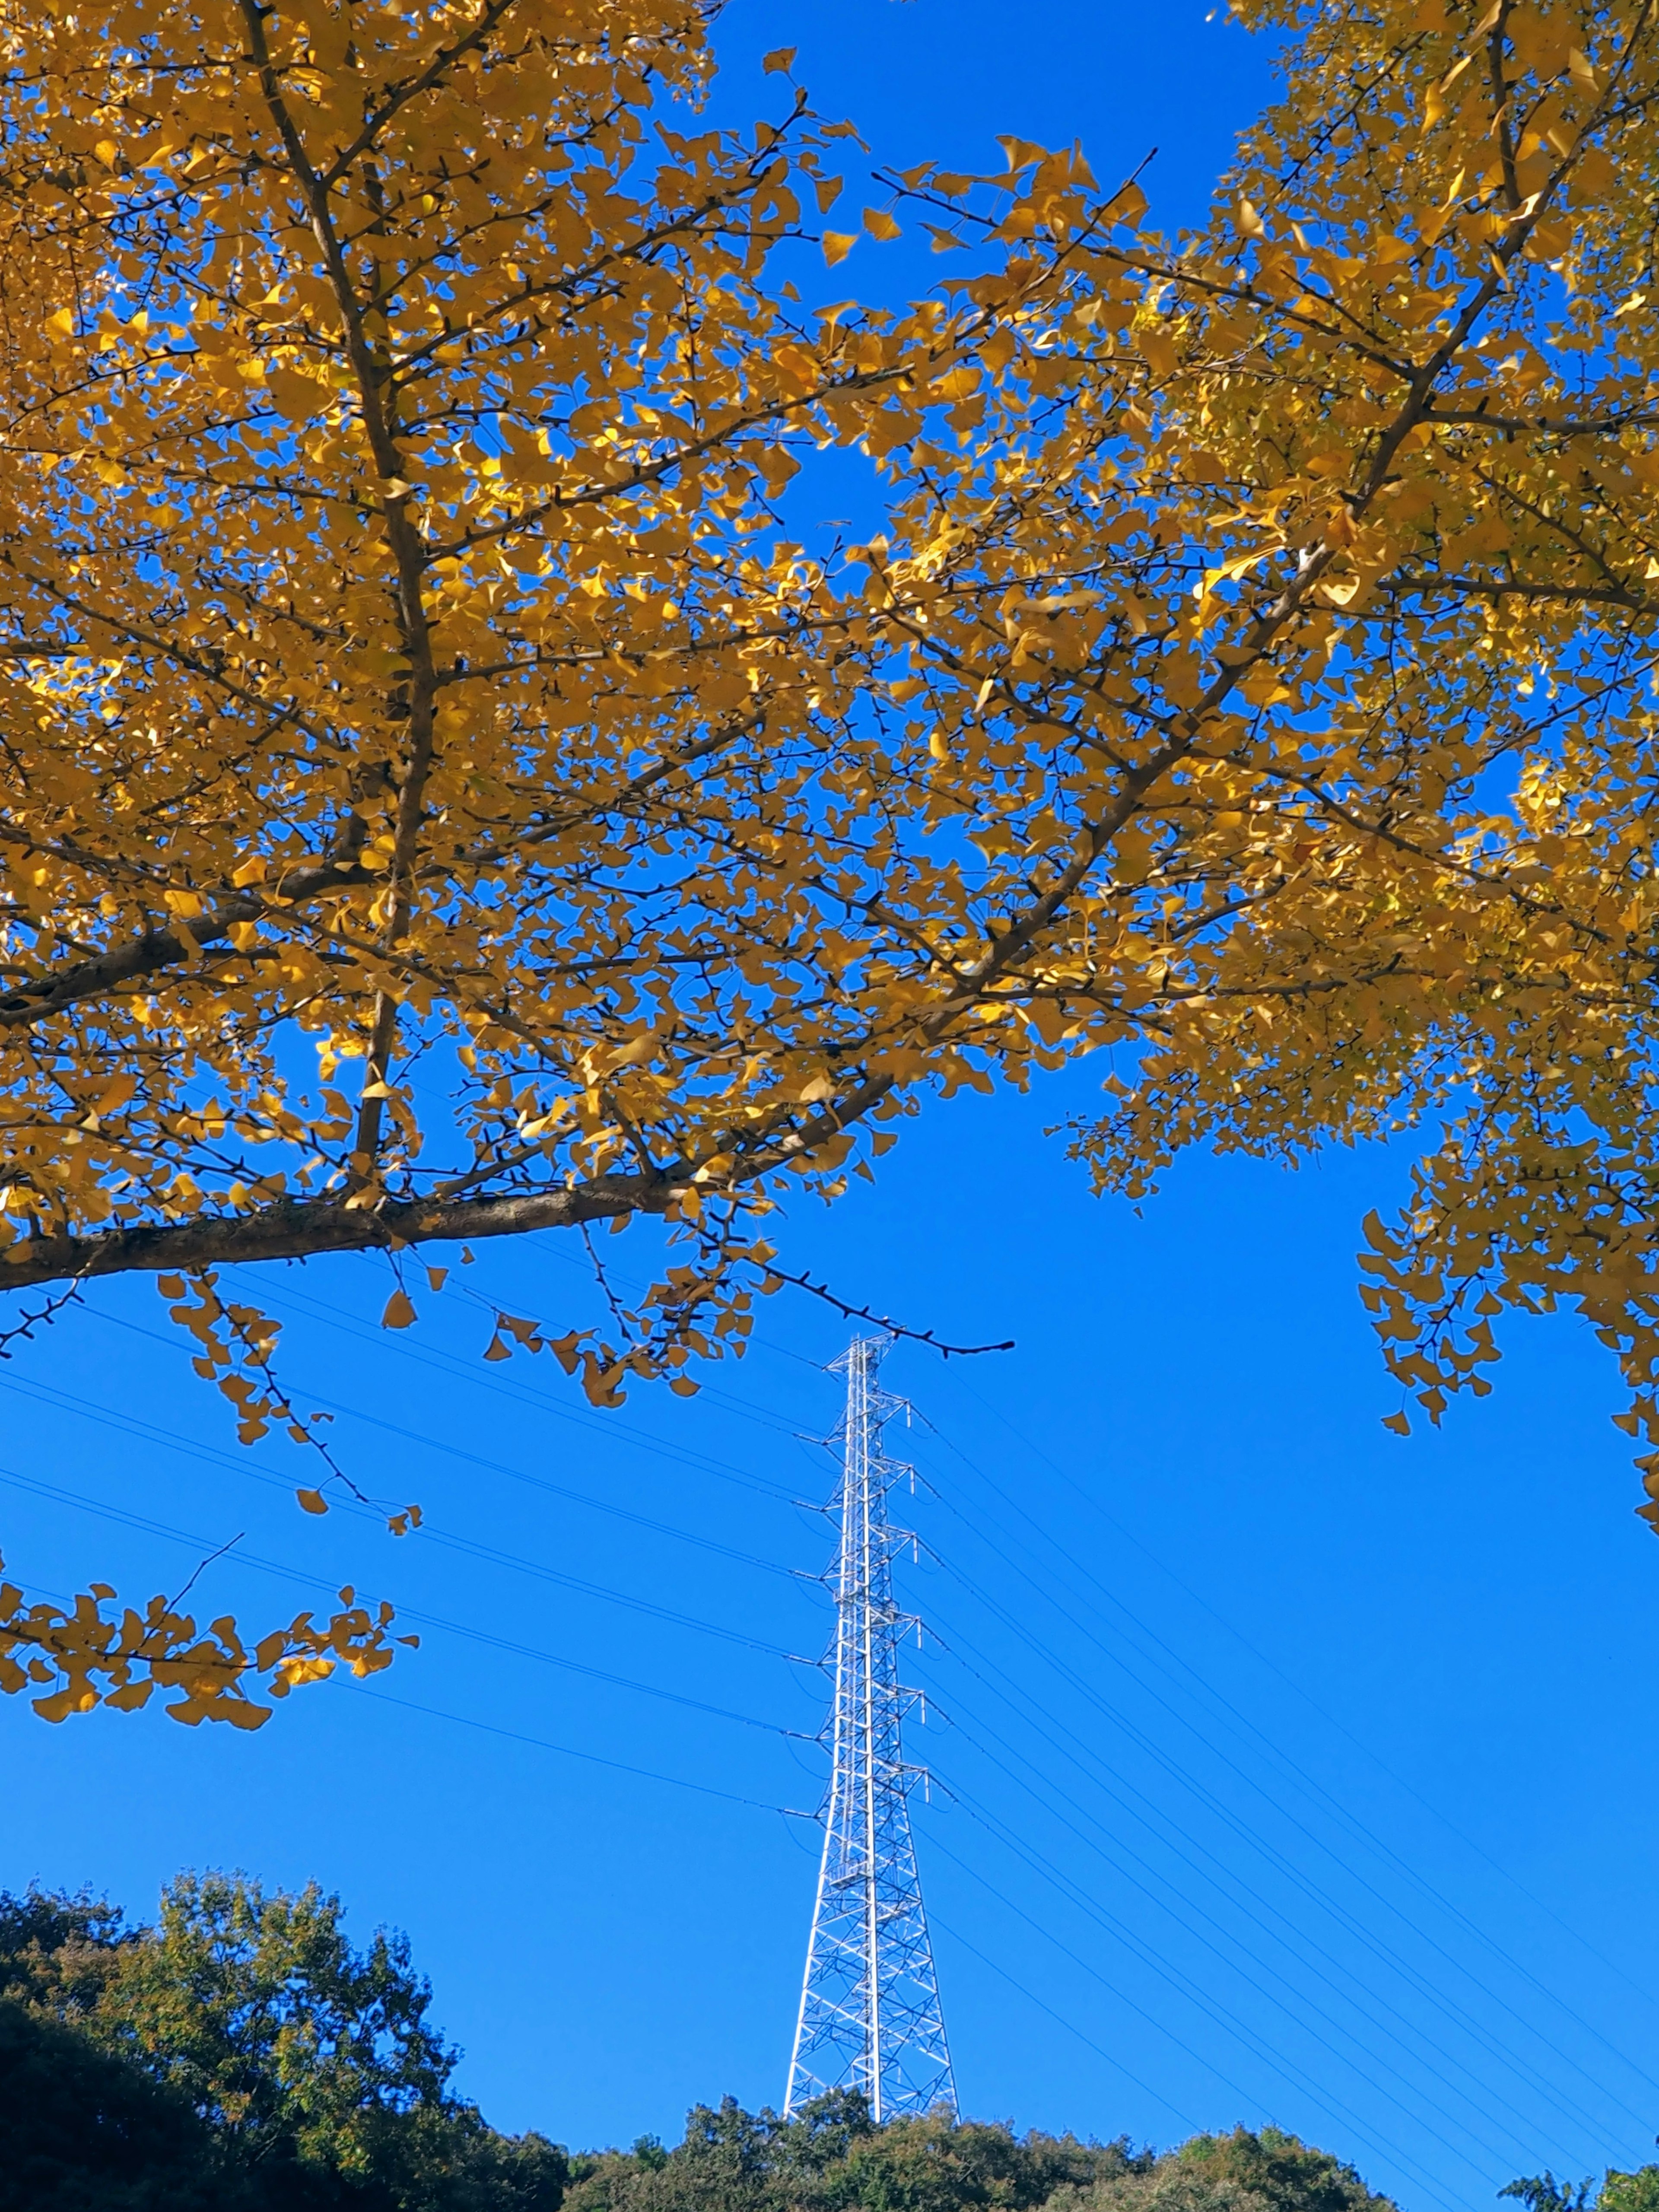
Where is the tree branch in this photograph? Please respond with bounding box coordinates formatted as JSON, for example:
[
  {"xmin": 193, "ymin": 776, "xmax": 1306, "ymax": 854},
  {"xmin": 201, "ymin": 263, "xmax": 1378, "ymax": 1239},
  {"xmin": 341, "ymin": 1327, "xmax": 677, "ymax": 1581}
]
[{"xmin": 0, "ymin": 1180, "xmax": 678, "ymax": 1290}]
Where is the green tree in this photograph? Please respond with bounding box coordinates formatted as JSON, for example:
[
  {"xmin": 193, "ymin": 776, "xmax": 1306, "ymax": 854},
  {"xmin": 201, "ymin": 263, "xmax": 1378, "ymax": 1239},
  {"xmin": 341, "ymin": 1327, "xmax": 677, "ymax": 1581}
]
[
  {"xmin": 1503, "ymin": 2180, "xmax": 1596, "ymax": 2212},
  {"xmin": 1504, "ymin": 2171, "xmax": 1659, "ymax": 2212},
  {"xmin": 564, "ymin": 2097, "xmax": 1113, "ymax": 2212},
  {"xmin": 1602, "ymin": 2174, "xmax": 1659, "ymax": 2212},
  {"xmin": 99, "ymin": 1871, "xmax": 458, "ymax": 2181},
  {"xmin": 0, "ymin": 1881, "xmax": 136, "ymax": 2014},
  {"xmin": 565, "ymin": 2105, "xmax": 1386, "ymax": 2212},
  {"xmin": 0, "ymin": 1882, "xmax": 1412, "ymax": 2212},
  {"xmin": 816, "ymin": 2108, "xmax": 1106, "ymax": 2212},
  {"xmin": 0, "ymin": 1997, "xmax": 231, "ymax": 2212},
  {"xmin": 0, "ymin": 1874, "xmax": 567, "ymax": 2212},
  {"xmin": 1042, "ymin": 2128, "xmax": 1395, "ymax": 2212}
]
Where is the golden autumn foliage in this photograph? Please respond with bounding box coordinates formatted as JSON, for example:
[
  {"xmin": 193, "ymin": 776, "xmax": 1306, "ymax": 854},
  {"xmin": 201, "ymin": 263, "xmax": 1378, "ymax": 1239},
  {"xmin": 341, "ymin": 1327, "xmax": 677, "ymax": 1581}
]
[
  {"xmin": 1062, "ymin": 0, "xmax": 1659, "ymax": 1497},
  {"xmin": 3, "ymin": 0, "xmax": 1659, "ymax": 1722}
]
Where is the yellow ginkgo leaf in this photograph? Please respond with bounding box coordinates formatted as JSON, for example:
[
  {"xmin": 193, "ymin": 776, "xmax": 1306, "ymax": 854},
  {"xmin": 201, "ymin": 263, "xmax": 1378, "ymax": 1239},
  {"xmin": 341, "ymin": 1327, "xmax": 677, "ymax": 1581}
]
[
  {"xmin": 266, "ymin": 368, "xmax": 322, "ymax": 421},
  {"xmin": 296, "ymin": 1488, "xmax": 329, "ymax": 1515},
  {"xmin": 4, "ymin": 0, "xmax": 1659, "ymax": 1740},
  {"xmin": 381, "ymin": 1288, "xmax": 417, "ymax": 1329}
]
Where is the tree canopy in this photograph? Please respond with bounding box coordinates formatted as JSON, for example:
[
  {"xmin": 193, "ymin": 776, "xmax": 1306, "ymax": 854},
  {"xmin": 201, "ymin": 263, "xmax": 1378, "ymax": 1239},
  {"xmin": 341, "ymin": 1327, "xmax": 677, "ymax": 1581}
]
[
  {"xmin": 12, "ymin": 1870, "xmax": 1659, "ymax": 2212},
  {"xmin": 3, "ymin": 0, "xmax": 1659, "ymax": 1721},
  {"xmin": 0, "ymin": 1872, "xmax": 1413, "ymax": 2212},
  {"xmin": 0, "ymin": 1874, "xmax": 569, "ymax": 2212},
  {"xmin": 524, "ymin": 2096, "xmax": 1403, "ymax": 2212}
]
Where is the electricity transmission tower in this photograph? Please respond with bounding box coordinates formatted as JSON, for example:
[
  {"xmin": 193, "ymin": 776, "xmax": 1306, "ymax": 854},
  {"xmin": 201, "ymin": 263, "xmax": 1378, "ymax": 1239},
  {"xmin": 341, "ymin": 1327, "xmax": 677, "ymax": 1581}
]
[{"xmin": 785, "ymin": 1336, "xmax": 957, "ymax": 2122}]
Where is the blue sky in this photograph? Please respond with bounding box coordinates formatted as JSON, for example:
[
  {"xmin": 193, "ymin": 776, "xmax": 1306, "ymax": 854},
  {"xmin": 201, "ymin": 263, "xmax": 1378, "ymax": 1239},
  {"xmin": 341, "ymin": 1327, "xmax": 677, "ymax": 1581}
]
[{"xmin": 6, "ymin": 7, "xmax": 1659, "ymax": 2210}]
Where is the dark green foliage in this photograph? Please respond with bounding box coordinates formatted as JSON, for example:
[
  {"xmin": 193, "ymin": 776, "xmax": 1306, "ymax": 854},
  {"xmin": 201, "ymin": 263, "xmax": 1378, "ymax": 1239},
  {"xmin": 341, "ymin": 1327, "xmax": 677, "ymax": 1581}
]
[
  {"xmin": 0, "ymin": 1876, "xmax": 567, "ymax": 2212},
  {"xmin": 0, "ymin": 1996, "xmax": 232, "ymax": 2212},
  {"xmin": 1053, "ymin": 2127, "xmax": 1399, "ymax": 2212},
  {"xmin": 1503, "ymin": 2180, "xmax": 1597, "ymax": 2212},
  {"xmin": 562, "ymin": 2103, "xmax": 1382, "ymax": 2212},
  {"xmin": 1503, "ymin": 2172, "xmax": 1659, "ymax": 2212},
  {"xmin": 0, "ymin": 1882, "xmax": 135, "ymax": 2014},
  {"xmin": 2, "ymin": 1873, "xmax": 1424, "ymax": 2212}
]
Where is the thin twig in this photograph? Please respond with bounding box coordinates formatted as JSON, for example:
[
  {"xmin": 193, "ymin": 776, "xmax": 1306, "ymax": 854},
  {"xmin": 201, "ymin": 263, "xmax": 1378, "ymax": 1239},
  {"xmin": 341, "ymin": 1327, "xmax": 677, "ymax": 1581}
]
[
  {"xmin": 756, "ymin": 1264, "xmax": 1014, "ymax": 1358},
  {"xmin": 580, "ymin": 1220, "xmax": 639, "ymax": 1345},
  {"xmin": 167, "ymin": 1531, "xmax": 245, "ymax": 1612},
  {"xmin": 0, "ymin": 1280, "xmax": 85, "ymax": 1359}
]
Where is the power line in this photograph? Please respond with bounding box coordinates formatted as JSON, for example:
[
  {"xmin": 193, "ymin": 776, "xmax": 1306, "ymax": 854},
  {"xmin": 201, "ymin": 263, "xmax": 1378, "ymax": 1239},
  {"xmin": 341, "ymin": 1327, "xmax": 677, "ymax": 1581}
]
[
  {"xmin": 245, "ymin": 1277, "xmax": 810, "ymax": 1508},
  {"xmin": 6, "ymin": 1332, "xmax": 804, "ymax": 1585},
  {"xmin": 341, "ymin": 1680, "xmax": 813, "ymax": 1818},
  {"xmin": 504, "ymin": 1225, "xmax": 1659, "ymax": 2090},
  {"xmin": 760, "ymin": 1340, "xmax": 1553, "ymax": 2186},
  {"xmin": 922, "ymin": 1649, "xmax": 1595, "ymax": 2173},
  {"xmin": 214, "ymin": 1256, "xmax": 1592, "ymax": 2132},
  {"xmin": 947, "ymin": 1373, "xmax": 1659, "ymax": 2035},
  {"xmin": 0, "ymin": 1363, "xmax": 813, "ymax": 1669},
  {"xmin": 929, "ymin": 1709, "xmax": 1586, "ymax": 2176},
  {"xmin": 921, "ymin": 1548, "xmax": 1647, "ymax": 2148},
  {"xmin": 0, "ymin": 1462, "xmax": 803, "ymax": 1743},
  {"xmin": 8, "ymin": 1267, "xmax": 1644, "ymax": 2180},
  {"xmin": 927, "ymin": 1905, "xmax": 1206, "ymax": 2138},
  {"xmin": 508, "ymin": 1242, "xmax": 1659, "ymax": 2086},
  {"xmin": 486, "ymin": 1232, "xmax": 1659, "ymax": 2105},
  {"xmin": 895, "ymin": 1424, "xmax": 1658, "ymax": 2139},
  {"xmin": 3, "ymin": 1368, "xmax": 1239, "ymax": 2155},
  {"xmin": 925, "ymin": 1809, "xmax": 1470, "ymax": 2212}
]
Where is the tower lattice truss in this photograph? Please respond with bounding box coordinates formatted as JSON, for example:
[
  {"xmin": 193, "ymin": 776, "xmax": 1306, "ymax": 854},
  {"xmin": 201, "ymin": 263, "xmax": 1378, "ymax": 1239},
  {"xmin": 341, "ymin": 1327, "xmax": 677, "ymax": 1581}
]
[{"xmin": 785, "ymin": 1337, "xmax": 957, "ymax": 2121}]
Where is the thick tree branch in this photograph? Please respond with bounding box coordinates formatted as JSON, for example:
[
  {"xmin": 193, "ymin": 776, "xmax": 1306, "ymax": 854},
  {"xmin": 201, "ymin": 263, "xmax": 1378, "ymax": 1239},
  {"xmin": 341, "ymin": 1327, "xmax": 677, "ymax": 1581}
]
[
  {"xmin": 0, "ymin": 858, "xmax": 376, "ymax": 1028},
  {"xmin": 0, "ymin": 1180, "xmax": 672, "ymax": 1289}
]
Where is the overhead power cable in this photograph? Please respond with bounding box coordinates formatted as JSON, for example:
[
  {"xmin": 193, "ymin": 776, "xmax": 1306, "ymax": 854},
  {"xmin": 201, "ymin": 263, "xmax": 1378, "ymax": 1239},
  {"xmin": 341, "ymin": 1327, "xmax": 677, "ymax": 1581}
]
[
  {"xmin": 13, "ymin": 1267, "xmax": 1643, "ymax": 2176},
  {"xmin": 511, "ymin": 1224, "xmax": 1658, "ymax": 2082},
  {"xmin": 924, "ymin": 1404, "xmax": 1659, "ymax": 2100},
  {"xmin": 927, "ymin": 1702, "xmax": 1590, "ymax": 2177},
  {"xmin": 0, "ymin": 1366, "xmax": 814, "ymax": 1676},
  {"xmin": 242, "ymin": 1277, "xmax": 809, "ymax": 1507},
  {"xmin": 0, "ymin": 1462, "xmax": 802, "ymax": 1743},
  {"xmin": 926, "ymin": 1904, "xmax": 1207, "ymax": 2137},
  {"xmin": 929, "ymin": 1770, "xmax": 1500, "ymax": 2187},
  {"xmin": 498, "ymin": 1247, "xmax": 1658, "ymax": 2101},
  {"xmin": 949, "ymin": 1371, "xmax": 1659, "ymax": 2034},
  {"xmin": 448, "ymin": 1252, "xmax": 1656, "ymax": 2164},
  {"xmin": 923, "ymin": 1816, "xmax": 1468, "ymax": 2212},
  {"xmin": 341, "ymin": 1678, "xmax": 814, "ymax": 1816},
  {"xmin": 16, "ymin": 1319, "xmax": 804, "ymax": 1583},
  {"xmin": 920, "ymin": 1650, "xmax": 1593, "ymax": 2173},
  {"xmin": 921, "ymin": 1551, "xmax": 1647, "ymax": 2148},
  {"xmin": 895, "ymin": 1437, "xmax": 1657, "ymax": 2142}
]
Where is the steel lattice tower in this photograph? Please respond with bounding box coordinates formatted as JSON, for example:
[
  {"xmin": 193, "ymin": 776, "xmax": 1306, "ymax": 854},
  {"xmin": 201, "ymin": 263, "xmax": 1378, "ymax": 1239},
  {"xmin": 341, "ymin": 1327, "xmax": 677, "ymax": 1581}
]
[{"xmin": 785, "ymin": 1336, "xmax": 957, "ymax": 2122}]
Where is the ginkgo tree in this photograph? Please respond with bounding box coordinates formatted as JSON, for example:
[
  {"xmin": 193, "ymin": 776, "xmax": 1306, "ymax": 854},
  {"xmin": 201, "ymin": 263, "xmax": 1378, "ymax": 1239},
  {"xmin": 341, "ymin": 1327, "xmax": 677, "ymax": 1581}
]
[{"xmin": 2, "ymin": 0, "xmax": 1657, "ymax": 1725}]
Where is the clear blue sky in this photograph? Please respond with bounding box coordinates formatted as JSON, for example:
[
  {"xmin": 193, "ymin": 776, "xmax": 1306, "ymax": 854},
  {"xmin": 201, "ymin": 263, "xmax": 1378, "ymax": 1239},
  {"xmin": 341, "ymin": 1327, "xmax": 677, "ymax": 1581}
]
[{"xmin": 6, "ymin": 9, "xmax": 1659, "ymax": 2211}]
